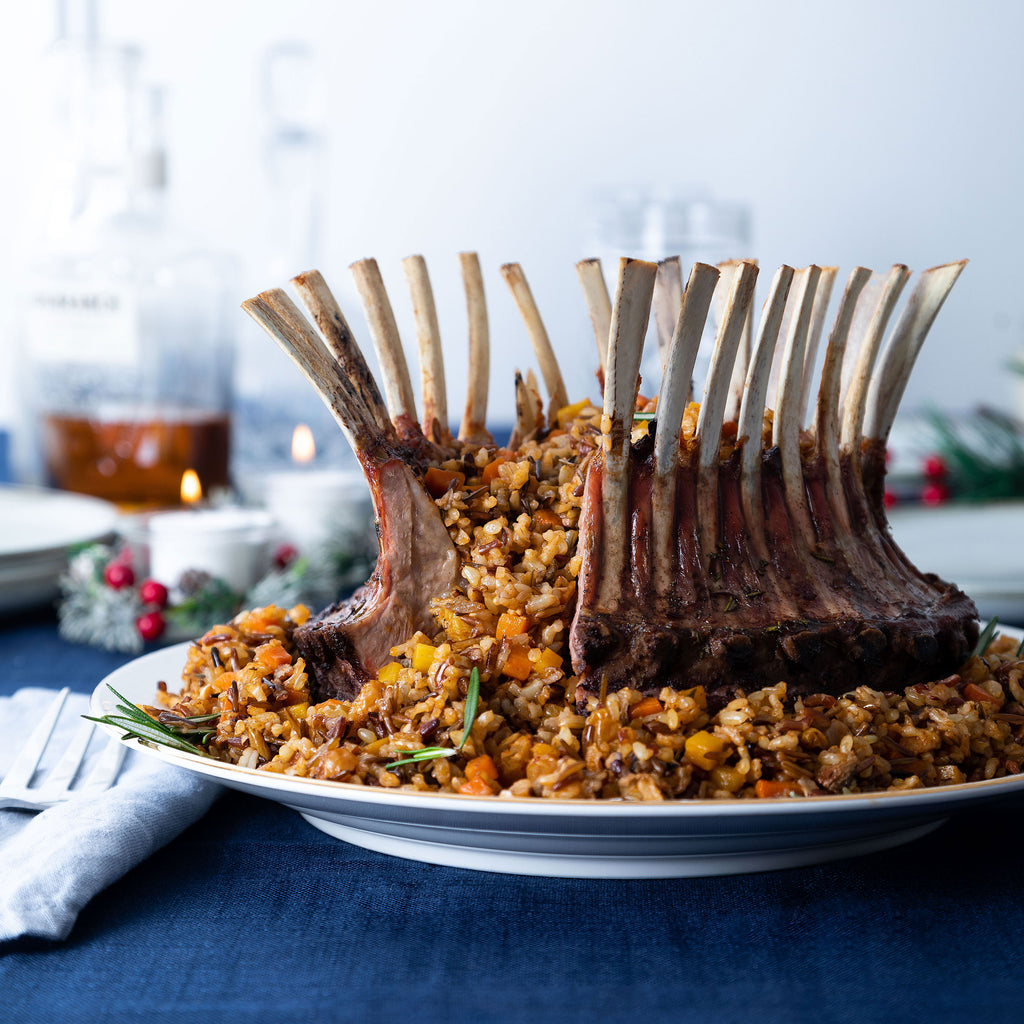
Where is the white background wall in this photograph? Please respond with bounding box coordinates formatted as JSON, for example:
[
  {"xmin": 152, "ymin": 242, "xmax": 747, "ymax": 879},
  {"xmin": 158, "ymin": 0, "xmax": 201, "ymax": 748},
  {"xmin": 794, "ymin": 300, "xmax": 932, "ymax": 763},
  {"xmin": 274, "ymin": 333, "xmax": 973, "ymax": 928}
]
[{"xmin": 2, "ymin": 0, "xmax": 1023, "ymax": 448}]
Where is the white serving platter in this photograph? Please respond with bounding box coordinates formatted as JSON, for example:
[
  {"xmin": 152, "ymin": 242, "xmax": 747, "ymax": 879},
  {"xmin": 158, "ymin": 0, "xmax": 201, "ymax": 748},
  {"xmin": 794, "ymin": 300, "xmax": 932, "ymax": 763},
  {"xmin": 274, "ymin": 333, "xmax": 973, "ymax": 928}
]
[{"xmin": 91, "ymin": 634, "xmax": 1024, "ymax": 879}]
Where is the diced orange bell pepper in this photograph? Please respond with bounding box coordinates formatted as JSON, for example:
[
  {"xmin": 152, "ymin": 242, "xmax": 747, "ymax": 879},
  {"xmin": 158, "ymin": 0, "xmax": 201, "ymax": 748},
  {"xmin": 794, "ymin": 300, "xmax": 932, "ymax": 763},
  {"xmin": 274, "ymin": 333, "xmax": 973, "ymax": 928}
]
[
  {"xmin": 629, "ymin": 696, "xmax": 663, "ymax": 720},
  {"xmin": 496, "ymin": 611, "xmax": 531, "ymax": 640},
  {"xmin": 502, "ymin": 646, "xmax": 534, "ymax": 681},
  {"xmin": 424, "ymin": 466, "xmax": 466, "ymax": 497},
  {"xmin": 684, "ymin": 730, "xmax": 727, "ymax": 770},
  {"xmin": 536, "ymin": 647, "xmax": 563, "ymax": 670}
]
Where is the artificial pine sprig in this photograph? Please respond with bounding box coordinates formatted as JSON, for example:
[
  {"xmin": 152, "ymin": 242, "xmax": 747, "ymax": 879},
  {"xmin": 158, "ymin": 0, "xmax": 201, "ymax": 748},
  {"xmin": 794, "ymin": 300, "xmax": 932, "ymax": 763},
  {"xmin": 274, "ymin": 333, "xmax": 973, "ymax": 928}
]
[{"xmin": 926, "ymin": 407, "xmax": 1024, "ymax": 501}]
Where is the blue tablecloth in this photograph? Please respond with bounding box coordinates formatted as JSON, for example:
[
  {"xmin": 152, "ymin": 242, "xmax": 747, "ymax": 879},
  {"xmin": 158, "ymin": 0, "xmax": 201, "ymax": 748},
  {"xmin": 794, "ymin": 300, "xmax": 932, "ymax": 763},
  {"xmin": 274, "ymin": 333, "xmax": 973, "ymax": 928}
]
[{"xmin": 2, "ymin": 607, "xmax": 1023, "ymax": 1023}]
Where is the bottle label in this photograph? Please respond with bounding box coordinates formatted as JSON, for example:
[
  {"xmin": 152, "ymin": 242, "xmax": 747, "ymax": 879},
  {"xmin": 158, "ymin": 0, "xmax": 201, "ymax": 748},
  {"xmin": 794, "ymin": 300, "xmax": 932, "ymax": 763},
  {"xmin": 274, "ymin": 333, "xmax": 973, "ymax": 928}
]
[{"xmin": 25, "ymin": 288, "xmax": 141, "ymax": 366}]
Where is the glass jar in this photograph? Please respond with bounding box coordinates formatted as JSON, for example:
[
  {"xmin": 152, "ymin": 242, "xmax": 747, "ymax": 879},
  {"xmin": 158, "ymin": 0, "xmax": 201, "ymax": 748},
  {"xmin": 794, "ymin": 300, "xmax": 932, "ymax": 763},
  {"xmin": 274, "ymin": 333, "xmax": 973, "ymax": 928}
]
[{"xmin": 20, "ymin": 42, "xmax": 236, "ymax": 507}]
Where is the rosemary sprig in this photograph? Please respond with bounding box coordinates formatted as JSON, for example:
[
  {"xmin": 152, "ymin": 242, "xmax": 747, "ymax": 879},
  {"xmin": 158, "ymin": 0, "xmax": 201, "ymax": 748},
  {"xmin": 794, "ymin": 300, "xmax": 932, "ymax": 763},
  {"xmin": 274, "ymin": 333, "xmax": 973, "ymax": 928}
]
[
  {"xmin": 84, "ymin": 684, "xmax": 214, "ymax": 757},
  {"xmin": 972, "ymin": 616, "xmax": 1000, "ymax": 659},
  {"xmin": 386, "ymin": 667, "xmax": 480, "ymax": 769}
]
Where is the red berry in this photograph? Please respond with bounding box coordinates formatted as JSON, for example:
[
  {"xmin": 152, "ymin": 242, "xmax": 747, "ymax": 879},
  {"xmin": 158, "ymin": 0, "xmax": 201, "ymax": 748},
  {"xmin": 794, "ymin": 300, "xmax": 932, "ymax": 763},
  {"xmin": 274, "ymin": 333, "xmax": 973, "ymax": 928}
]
[
  {"xmin": 139, "ymin": 579, "xmax": 169, "ymax": 608},
  {"xmin": 922, "ymin": 454, "xmax": 948, "ymax": 479},
  {"xmin": 274, "ymin": 543, "xmax": 299, "ymax": 569},
  {"xmin": 884, "ymin": 490, "xmax": 898, "ymax": 509},
  {"xmin": 921, "ymin": 482, "xmax": 951, "ymax": 506},
  {"xmin": 104, "ymin": 562, "xmax": 136, "ymax": 590},
  {"xmin": 136, "ymin": 611, "xmax": 165, "ymax": 642}
]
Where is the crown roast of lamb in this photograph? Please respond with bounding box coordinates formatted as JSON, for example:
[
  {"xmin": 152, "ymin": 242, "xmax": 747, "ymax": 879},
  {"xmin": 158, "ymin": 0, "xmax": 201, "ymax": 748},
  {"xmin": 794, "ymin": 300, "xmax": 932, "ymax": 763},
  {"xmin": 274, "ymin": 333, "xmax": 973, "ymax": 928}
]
[{"xmin": 242, "ymin": 253, "xmax": 977, "ymax": 714}]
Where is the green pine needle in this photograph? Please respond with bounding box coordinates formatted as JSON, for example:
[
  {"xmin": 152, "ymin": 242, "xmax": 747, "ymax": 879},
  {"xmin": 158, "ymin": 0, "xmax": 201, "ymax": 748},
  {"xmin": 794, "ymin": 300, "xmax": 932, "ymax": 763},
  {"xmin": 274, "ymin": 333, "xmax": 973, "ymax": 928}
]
[{"xmin": 926, "ymin": 407, "xmax": 1024, "ymax": 502}]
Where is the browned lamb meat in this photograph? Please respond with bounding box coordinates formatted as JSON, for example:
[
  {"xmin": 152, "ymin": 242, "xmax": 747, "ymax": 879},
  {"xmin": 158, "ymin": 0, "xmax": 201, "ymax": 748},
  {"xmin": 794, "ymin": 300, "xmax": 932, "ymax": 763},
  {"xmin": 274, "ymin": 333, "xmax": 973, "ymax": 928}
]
[{"xmin": 242, "ymin": 252, "xmax": 977, "ymax": 708}]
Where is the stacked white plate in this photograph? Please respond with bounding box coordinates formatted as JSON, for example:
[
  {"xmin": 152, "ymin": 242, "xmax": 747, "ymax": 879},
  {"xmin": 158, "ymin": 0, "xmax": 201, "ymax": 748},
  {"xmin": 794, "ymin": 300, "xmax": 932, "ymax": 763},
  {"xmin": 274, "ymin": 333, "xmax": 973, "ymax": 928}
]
[
  {"xmin": 889, "ymin": 501, "xmax": 1024, "ymax": 625},
  {"xmin": 0, "ymin": 486, "xmax": 119, "ymax": 614}
]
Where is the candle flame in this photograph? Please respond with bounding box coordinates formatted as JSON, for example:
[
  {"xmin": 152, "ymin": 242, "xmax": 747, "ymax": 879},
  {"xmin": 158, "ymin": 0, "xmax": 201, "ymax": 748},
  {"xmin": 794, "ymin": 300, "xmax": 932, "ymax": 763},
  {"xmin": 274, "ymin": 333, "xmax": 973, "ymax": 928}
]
[
  {"xmin": 292, "ymin": 424, "xmax": 316, "ymax": 464},
  {"xmin": 180, "ymin": 469, "xmax": 203, "ymax": 505}
]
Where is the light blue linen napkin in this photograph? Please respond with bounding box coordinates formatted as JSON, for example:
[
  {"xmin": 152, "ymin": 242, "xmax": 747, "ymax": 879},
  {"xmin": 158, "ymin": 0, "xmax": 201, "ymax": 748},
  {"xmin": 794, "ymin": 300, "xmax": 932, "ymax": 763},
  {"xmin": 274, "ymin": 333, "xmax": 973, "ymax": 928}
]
[{"xmin": 0, "ymin": 687, "xmax": 220, "ymax": 942}]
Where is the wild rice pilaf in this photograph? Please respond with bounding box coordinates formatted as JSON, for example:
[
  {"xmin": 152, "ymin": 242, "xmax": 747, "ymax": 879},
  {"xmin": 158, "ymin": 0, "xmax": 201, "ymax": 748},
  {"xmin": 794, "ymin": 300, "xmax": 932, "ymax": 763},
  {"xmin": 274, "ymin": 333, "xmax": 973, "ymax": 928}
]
[{"xmin": 153, "ymin": 401, "xmax": 1024, "ymax": 799}]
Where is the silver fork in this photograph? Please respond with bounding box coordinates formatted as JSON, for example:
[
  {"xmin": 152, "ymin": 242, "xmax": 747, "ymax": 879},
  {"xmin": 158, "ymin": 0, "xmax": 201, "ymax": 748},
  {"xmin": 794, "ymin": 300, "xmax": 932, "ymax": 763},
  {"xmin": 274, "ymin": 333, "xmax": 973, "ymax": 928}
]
[{"xmin": 0, "ymin": 688, "xmax": 127, "ymax": 811}]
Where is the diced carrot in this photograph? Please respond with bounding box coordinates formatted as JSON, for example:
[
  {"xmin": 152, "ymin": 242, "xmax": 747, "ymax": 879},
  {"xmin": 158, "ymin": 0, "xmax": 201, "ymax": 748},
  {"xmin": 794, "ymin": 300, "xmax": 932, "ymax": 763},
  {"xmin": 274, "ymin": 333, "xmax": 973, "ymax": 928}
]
[
  {"xmin": 496, "ymin": 611, "xmax": 531, "ymax": 640},
  {"xmin": 424, "ymin": 466, "xmax": 466, "ymax": 497},
  {"xmin": 482, "ymin": 458, "xmax": 508, "ymax": 483},
  {"xmin": 503, "ymin": 646, "xmax": 534, "ymax": 681},
  {"xmin": 458, "ymin": 777, "xmax": 496, "ymax": 796},
  {"xmin": 963, "ymin": 682, "xmax": 1001, "ymax": 705},
  {"xmin": 536, "ymin": 647, "xmax": 563, "ymax": 670},
  {"xmin": 629, "ymin": 696, "xmax": 663, "ymax": 720},
  {"xmin": 255, "ymin": 643, "xmax": 291, "ymax": 670},
  {"xmin": 464, "ymin": 755, "xmax": 499, "ymax": 783},
  {"xmin": 755, "ymin": 779, "xmax": 802, "ymax": 799},
  {"xmin": 377, "ymin": 662, "xmax": 402, "ymax": 683},
  {"xmin": 556, "ymin": 398, "xmax": 591, "ymax": 428},
  {"xmin": 532, "ymin": 508, "xmax": 562, "ymax": 530},
  {"xmin": 412, "ymin": 643, "xmax": 437, "ymax": 673}
]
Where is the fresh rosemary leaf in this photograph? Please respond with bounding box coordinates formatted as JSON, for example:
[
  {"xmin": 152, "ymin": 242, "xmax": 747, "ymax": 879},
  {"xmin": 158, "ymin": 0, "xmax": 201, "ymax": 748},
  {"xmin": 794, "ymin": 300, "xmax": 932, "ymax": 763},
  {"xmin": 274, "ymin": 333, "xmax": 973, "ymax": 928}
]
[
  {"xmin": 973, "ymin": 616, "xmax": 999, "ymax": 658},
  {"xmin": 385, "ymin": 667, "xmax": 483, "ymax": 769},
  {"xmin": 458, "ymin": 667, "xmax": 480, "ymax": 751},
  {"xmin": 84, "ymin": 684, "xmax": 213, "ymax": 757},
  {"xmin": 84, "ymin": 714, "xmax": 208, "ymax": 756},
  {"xmin": 384, "ymin": 748, "xmax": 458, "ymax": 769},
  {"xmin": 1017, "ymin": 635, "xmax": 1024, "ymax": 658},
  {"xmin": 633, "ymin": 412, "xmax": 656, "ymax": 421}
]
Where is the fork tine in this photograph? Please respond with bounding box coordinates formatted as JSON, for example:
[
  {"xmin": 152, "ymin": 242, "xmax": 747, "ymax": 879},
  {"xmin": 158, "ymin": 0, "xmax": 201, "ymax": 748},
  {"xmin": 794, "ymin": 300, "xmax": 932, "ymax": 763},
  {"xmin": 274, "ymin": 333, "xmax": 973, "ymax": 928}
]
[
  {"xmin": 42, "ymin": 719, "xmax": 97, "ymax": 793},
  {"xmin": 0, "ymin": 687, "xmax": 69, "ymax": 794},
  {"xmin": 80, "ymin": 735, "xmax": 127, "ymax": 795}
]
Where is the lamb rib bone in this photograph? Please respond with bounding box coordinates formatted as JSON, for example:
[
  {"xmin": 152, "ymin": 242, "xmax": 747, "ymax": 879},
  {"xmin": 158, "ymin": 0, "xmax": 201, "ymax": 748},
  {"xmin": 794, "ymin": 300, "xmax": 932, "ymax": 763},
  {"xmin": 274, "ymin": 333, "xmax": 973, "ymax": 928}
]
[
  {"xmin": 575, "ymin": 257, "xmax": 612, "ymax": 389},
  {"xmin": 652, "ymin": 256, "xmax": 683, "ymax": 369},
  {"xmin": 457, "ymin": 251, "xmax": 492, "ymax": 445},
  {"xmin": 244, "ymin": 255, "xmax": 977, "ymax": 716},
  {"xmin": 242, "ymin": 276, "xmax": 460, "ymax": 701},
  {"xmin": 402, "ymin": 254, "xmax": 450, "ymax": 443},
  {"xmin": 350, "ymin": 258, "xmax": 421, "ymax": 439},
  {"xmin": 500, "ymin": 263, "xmax": 570, "ymax": 423},
  {"xmin": 569, "ymin": 257, "xmax": 977, "ymax": 708}
]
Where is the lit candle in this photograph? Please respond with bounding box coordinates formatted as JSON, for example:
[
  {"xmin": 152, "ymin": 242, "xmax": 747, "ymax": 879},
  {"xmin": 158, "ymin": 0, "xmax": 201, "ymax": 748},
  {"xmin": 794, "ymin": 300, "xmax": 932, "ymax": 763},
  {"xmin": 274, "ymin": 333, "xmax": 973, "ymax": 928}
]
[
  {"xmin": 263, "ymin": 425, "xmax": 371, "ymax": 551},
  {"xmin": 148, "ymin": 470, "xmax": 275, "ymax": 592}
]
